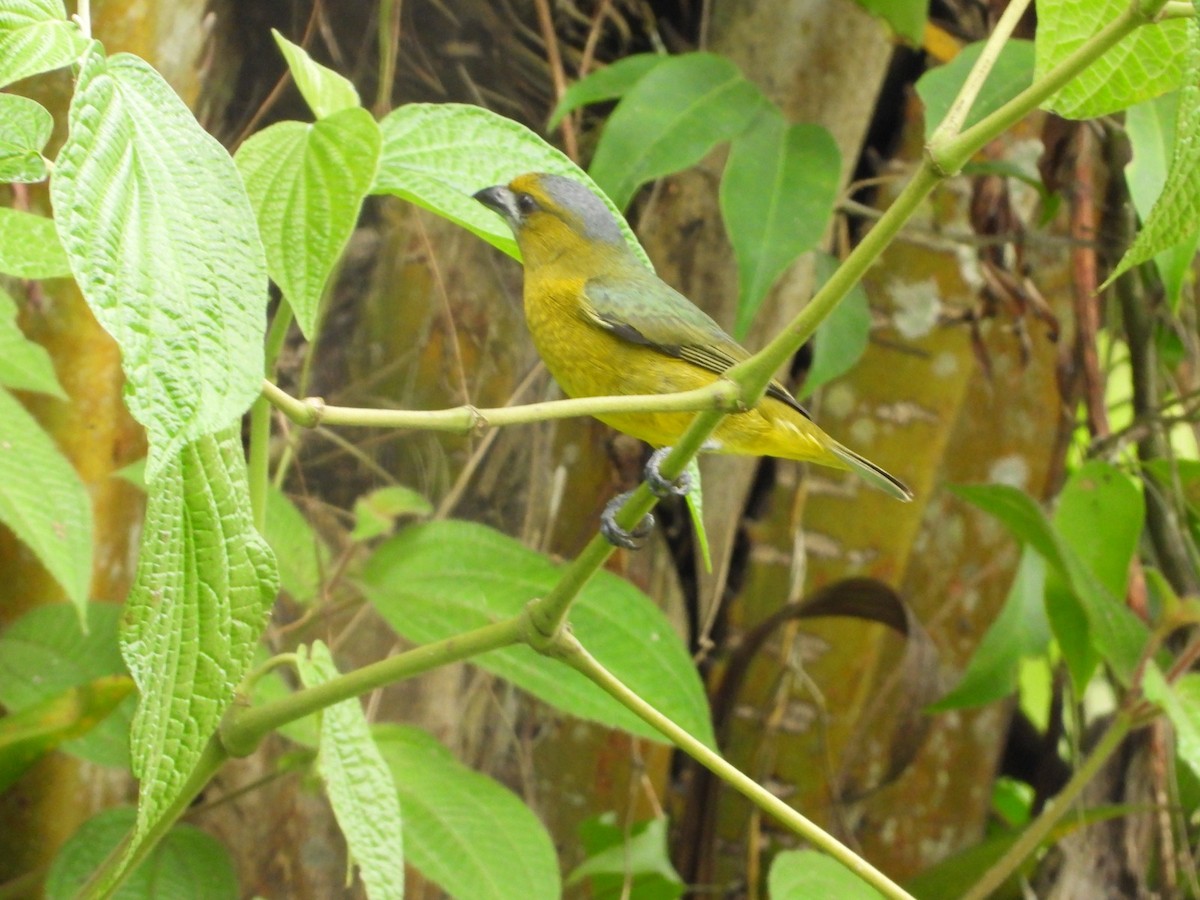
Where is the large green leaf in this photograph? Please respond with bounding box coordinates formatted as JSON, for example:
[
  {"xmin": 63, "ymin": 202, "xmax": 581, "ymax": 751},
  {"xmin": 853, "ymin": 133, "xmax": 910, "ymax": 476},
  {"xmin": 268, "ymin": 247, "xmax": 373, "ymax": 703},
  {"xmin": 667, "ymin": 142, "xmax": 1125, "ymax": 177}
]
[
  {"xmin": 950, "ymin": 482, "xmax": 1147, "ymax": 683},
  {"xmin": 117, "ymin": 427, "xmax": 276, "ymax": 886},
  {"xmin": 917, "ymin": 40, "xmax": 1035, "ymax": 137},
  {"xmin": 272, "ymin": 28, "xmax": 360, "ymax": 120},
  {"xmin": 0, "ymin": 602, "xmax": 131, "ymax": 768},
  {"xmin": 589, "ymin": 53, "xmax": 767, "ymax": 210},
  {"xmin": 1108, "ymin": 17, "xmax": 1200, "ymax": 286},
  {"xmin": 297, "ymin": 642, "xmax": 403, "ymax": 900},
  {"xmin": 51, "ymin": 46, "xmax": 269, "ymax": 482},
  {"xmin": 236, "ymin": 108, "xmax": 381, "ymax": 338},
  {"xmin": 263, "ymin": 486, "xmax": 329, "ymax": 603},
  {"xmin": 372, "ymin": 103, "xmax": 648, "ymax": 266},
  {"xmin": 720, "ymin": 110, "xmax": 840, "ymax": 338},
  {"xmin": 1036, "ymin": 0, "xmax": 1192, "ymax": 119},
  {"xmin": 0, "ymin": 0, "xmax": 86, "ymax": 89},
  {"xmin": 0, "ymin": 286, "xmax": 65, "ymax": 397},
  {"xmin": 569, "ymin": 815, "xmax": 683, "ymax": 899},
  {"xmin": 547, "ymin": 54, "xmax": 669, "ymax": 129},
  {"xmin": 0, "ymin": 387, "xmax": 92, "ymax": 613},
  {"xmin": 1124, "ymin": 91, "xmax": 1200, "ymax": 308},
  {"xmin": 0, "ymin": 206, "xmax": 70, "ymax": 279},
  {"xmin": 45, "ymin": 807, "xmax": 238, "ymax": 900},
  {"xmin": 374, "ymin": 724, "xmax": 560, "ymax": 900},
  {"xmin": 932, "ymin": 548, "xmax": 1049, "ymax": 710},
  {"xmin": 768, "ymin": 850, "xmax": 884, "ymax": 899},
  {"xmin": 361, "ymin": 521, "xmax": 715, "ymax": 748},
  {"xmin": 0, "ymin": 92, "xmax": 52, "ymax": 182}
]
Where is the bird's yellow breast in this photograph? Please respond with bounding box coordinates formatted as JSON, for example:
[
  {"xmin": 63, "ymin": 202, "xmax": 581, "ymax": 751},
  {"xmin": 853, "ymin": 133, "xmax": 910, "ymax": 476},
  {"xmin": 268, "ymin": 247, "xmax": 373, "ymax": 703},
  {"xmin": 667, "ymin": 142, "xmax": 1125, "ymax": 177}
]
[{"xmin": 522, "ymin": 270, "xmax": 841, "ymax": 467}]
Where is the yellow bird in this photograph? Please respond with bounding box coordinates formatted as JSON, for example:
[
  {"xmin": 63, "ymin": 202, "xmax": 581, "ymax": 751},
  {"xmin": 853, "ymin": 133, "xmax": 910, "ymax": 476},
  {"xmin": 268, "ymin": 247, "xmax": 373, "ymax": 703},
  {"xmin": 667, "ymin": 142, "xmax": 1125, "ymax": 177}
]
[{"xmin": 474, "ymin": 173, "xmax": 911, "ymax": 545}]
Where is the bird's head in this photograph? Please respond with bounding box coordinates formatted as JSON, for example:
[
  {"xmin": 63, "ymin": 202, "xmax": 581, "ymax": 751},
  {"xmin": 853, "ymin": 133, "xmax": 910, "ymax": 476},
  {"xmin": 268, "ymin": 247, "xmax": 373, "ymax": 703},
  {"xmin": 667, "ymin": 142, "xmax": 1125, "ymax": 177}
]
[{"xmin": 473, "ymin": 173, "xmax": 628, "ymax": 270}]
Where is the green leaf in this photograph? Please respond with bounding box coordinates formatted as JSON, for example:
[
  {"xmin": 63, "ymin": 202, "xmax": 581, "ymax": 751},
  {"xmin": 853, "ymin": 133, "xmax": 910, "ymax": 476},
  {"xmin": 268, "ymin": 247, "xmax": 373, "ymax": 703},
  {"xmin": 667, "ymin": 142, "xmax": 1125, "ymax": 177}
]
[
  {"xmin": 373, "ymin": 724, "xmax": 560, "ymax": 900},
  {"xmin": 917, "ymin": 40, "xmax": 1035, "ymax": 138},
  {"xmin": 569, "ymin": 815, "xmax": 684, "ymax": 899},
  {"xmin": 932, "ymin": 548, "xmax": 1049, "ymax": 710},
  {"xmin": 361, "ymin": 521, "xmax": 715, "ymax": 748},
  {"xmin": 263, "ymin": 486, "xmax": 329, "ymax": 603},
  {"xmin": 683, "ymin": 459, "xmax": 712, "ymax": 574},
  {"xmin": 118, "ymin": 427, "xmax": 276, "ymax": 885},
  {"xmin": 0, "ymin": 286, "xmax": 65, "ymax": 397},
  {"xmin": 0, "ymin": 92, "xmax": 52, "ymax": 182},
  {"xmin": 0, "ymin": 675, "xmax": 132, "ymax": 791},
  {"xmin": 0, "ymin": 602, "xmax": 132, "ymax": 768},
  {"xmin": 351, "ymin": 485, "xmax": 433, "ymax": 542},
  {"xmin": 548, "ymin": 54, "xmax": 669, "ymax": 129},
  {"xmin": 0, "ymin": 0, "xmax": 87, "ymax": 89},
  {"xmin": 768, "ymin": 849, "xmax": 884, "ymax": 899},
  {"xmin": 0, "ymin": 387, "xmax": 92, "ymax": 612},
  {"xmin": 1124, "ymin": 92, "xmax": 1200, "ymax": 308},
  {"xmin": 271, "ymin": 28, "xmax": 361, "ymax": 119},
  {"xmin": 589, "ymin": 52, "xmax": 767, "ymax": 210},
  {"xmin": 950, "ymin": 481, "xmax": 1147, "ymax": 683},
  {"xmin": 1107, "ymin": 18, "xmax": 1200, "ymax": 287},
  {"xmin": 1036, "ymin": 0, "xmax": 1192, "ymax": 119},
  {"xmin": 1144, "ymin": 666, "xmax": 1200, "ymax": 782},
  {"xmin": 51, "ymin": 46, "xmax": 269, "ymax": 482},
  {"xmin": 720, "ymin": 110, "xmax": 840, "ymax": 338},
  {"xmin": 372, "ymin": 103, "xmax": 650, "ymax": 267},
  {"xmin": 851, "ymin": 0, "xmax": 926, "ymax": 45},
  {"xmin": 235, "ymin": 108, "xmax": 381, "ymax": 338},
  {"xmin": 799, "ymin": 252, "xmax": 871, "ymax": 395},
  {"xmin": 296, "ymin": 642, "xmax": 404, "ymax": 900},
  {"xmin": 0, "ymin": 206, "xmax": 70, "ymax": 278},
  {"xmin": 45, "ymin": 806, "xmax": 238, "ymax": 900}
]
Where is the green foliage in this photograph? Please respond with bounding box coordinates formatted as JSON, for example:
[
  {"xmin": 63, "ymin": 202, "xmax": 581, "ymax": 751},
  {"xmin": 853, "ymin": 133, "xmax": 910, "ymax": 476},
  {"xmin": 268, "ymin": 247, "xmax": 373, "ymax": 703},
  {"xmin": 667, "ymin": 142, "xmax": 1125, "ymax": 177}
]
[
  {"xmin": 720, "ymin": 111, "xmax": 841, "ymax": 338},
  {"xmin": 851, "ymin": 0, "xmax": 927, "ymax": 45},
  {"xmin": 917, "ymin": 40, "xmax": 1035, "ymax": 137},
  {"xmin": 272, "ymin": 29, "xmax": 361, "ymax": 119},
  {"xmin": 799, "ymin": 253, "xmax": 872, "ymax": 396},
  {"xmin": 0, "ymin": 286, "xmax": 64, "ymax": 397},
  {"xmin": 1124, "ymin": 91, "xmax": 1200, "ymax": 307},
  {"xmin": 768, "ymin": 849, "xmax": 885, "ymax": 899},
  {"xmin": 1037, "ymin": 0, "xmax": 1192, "ymax": 119},
  {"xmin": 362, "ymin": 520, "xmax": 716, "ymax": 747},
  {"xmin": 51, "ymin": 45, "xmax": 269, "ymax": 481},
  {"xmin": 588, "ymin": 53, "xmax": 767, "ymax": 210},
  {"xmin": 0, "ymin": 0, "xmax": 86, "ymax": 89},
  {"xmin": 568, "ymin": 814, "xmax": 684, "ymax": 899},
  {"xmin": 45, "ymin": 807, "xmax": 238, "ymax": 900},
  {"xmin": 1108, "ymin": 16, "xmax": 1200, "ymax": 285},
  {"xmin": 262, "ymin": 486, "xmax": 330, "ymax": 603},
  {"xmin": 0, "ymin": 387, "xmax": 92, "ymax": 613},
  {"xmin": 548, "ymin": 53, "xmax": 669, "ymax": 128},
  {"xmin": 296, "ymin": 642, "xmax": 404, "ymax": 900},
  {"xmin": 0, "ymin": 92, "xmax": 53, "ymax": 182},
  {"xmin": 0, "ymin": 603, "xmax": 132, "ymax": 768},
  {"xmin": 118, "ymin": 428, "xmax": 276, "ymax": 883},
  {"xmin": 236, "ymin": 108, "xmax": 381, "ymax": 338},
  {"xmin": 0, "ymin": 207, "xmax": 70, "ymax": 278},
  {"xmin": 374, "ymin": 724, "xmax": 561, "ymax": 900},
  {"xmin": 351, "ymin": 484, "xmax": 433, "ymax": 541}
]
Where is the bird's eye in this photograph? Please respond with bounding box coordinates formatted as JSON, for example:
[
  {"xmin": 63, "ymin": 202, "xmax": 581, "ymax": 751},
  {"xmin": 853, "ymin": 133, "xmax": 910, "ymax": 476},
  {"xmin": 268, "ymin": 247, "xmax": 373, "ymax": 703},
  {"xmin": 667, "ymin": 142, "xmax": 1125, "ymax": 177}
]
[{"xmin": 515, "ymin": 193, "xmax": 539, "ymax": 215}]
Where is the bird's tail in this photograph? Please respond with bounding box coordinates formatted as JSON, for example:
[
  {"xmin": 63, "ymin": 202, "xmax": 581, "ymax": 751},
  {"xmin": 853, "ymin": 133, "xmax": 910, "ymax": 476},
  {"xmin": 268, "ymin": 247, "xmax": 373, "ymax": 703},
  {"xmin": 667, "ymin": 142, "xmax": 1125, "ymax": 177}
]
[{"xmin": 828, "ymin": 442, "xmax": 914, "ymax": 502}]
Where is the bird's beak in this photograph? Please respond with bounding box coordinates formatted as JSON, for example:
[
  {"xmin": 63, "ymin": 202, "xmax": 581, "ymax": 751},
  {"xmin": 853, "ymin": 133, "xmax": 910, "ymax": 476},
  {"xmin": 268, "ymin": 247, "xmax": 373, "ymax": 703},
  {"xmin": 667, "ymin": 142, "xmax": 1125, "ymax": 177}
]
[{"xmin": 472, "ymin": 185, "xmax": 518, "ymax": 224}]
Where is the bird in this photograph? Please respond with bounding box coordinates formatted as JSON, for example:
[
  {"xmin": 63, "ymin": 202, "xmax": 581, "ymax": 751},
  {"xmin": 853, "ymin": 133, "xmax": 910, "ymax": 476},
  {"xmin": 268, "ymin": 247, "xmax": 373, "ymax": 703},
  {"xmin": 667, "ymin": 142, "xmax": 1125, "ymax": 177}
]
[{"xmin": 473, "ymin": 172, "xmax": 912, "ymax": 546}]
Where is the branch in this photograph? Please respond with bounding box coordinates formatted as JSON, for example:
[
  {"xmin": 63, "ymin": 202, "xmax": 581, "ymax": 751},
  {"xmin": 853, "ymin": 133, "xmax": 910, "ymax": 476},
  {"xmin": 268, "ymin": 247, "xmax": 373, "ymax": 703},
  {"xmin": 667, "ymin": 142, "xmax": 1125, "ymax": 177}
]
[{"xmin": 261, "ymin": 377, "xmax": 741, "ymax": 432}]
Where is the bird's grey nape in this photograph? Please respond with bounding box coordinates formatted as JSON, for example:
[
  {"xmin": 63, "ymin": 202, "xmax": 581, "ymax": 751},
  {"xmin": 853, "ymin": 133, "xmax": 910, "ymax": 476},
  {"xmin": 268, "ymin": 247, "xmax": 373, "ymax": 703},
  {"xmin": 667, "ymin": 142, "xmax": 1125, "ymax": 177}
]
[{"xmin": 536, "ymin": 174, "xmax": 626, "ymax": 246}]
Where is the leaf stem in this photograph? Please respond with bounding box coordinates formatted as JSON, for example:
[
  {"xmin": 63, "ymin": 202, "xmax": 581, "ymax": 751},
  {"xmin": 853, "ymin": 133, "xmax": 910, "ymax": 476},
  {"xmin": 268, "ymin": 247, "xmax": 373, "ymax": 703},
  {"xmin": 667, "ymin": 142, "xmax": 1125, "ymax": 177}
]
[
  {"xmin": 962, "ymin": 710, "xmax": 1136, "ymax": 900},
  {"xmin": 248, "ymin": 305, "xmax": 295, "ymax": 530},
  {"xmin": 555, "ymin": 634, "xmax": 917, "ymax": 900},
  {"xmin": 928, "ymin": 0, "xmax": 1033, "ymax": 143}
]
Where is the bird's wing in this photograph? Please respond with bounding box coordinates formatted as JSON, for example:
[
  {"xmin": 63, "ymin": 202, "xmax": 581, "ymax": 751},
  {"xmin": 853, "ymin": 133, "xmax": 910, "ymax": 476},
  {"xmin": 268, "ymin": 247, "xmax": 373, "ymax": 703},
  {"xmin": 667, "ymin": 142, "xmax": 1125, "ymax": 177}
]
[{"xmin": 583, "ymin": 271, "xmax": 810, "ymax": 418}]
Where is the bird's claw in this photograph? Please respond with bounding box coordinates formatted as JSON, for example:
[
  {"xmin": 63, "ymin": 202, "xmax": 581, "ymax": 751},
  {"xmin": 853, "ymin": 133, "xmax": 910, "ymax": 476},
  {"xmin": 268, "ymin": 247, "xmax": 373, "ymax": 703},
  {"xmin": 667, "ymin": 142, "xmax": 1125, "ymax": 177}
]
[
  {"xmin": 600, "ymin": 490, "xmax": 655, "ymax": 549},
  {"xmin": 645, "ymin": 446, "xmax": 693, "ymax": 499}
]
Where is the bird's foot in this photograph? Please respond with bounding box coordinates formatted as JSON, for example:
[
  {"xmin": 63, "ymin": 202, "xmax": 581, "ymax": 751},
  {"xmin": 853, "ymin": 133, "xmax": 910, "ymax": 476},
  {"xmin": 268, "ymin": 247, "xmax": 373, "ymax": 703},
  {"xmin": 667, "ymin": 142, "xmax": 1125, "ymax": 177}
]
[
  {"xmin": 644, "ymin": 446, "xmax": 694, "ymax": 498},
  {"xmin": 600, "ymin": 490, "xmax": 655, "ymax": 550}
]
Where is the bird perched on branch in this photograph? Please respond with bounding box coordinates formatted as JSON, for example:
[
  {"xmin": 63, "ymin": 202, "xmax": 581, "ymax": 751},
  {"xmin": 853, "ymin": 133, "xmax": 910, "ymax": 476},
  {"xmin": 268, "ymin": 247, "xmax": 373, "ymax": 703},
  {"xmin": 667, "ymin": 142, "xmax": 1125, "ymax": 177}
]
[{"xmin": 474, "ymin": 172, "xmax": 911, "ymax": 547}]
